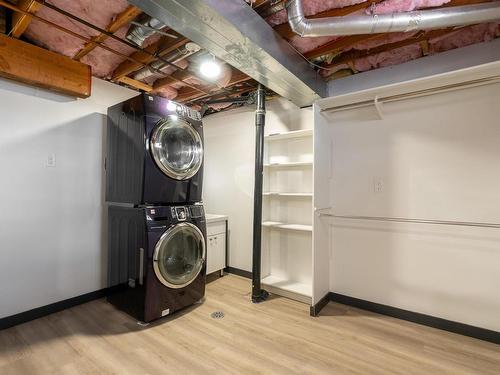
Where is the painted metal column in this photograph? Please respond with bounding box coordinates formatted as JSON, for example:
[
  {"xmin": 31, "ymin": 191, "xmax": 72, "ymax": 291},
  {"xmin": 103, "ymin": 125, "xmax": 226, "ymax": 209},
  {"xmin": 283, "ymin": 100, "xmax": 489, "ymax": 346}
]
[{"xmin": 251, "ymin": 84, "xmax": 269, "ymax": 303}]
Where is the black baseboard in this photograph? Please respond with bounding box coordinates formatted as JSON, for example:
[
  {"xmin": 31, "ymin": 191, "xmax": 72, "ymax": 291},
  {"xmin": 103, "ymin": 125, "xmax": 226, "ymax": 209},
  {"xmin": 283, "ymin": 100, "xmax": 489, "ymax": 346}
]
[
  {"xmin": 329, "ymin": 292, "xmax": 500, "ymax": 345},
  {"xmin": 310, "ymin": 292, "xmax": 330, "ymax": 317},
  {"xmin": 225, "ymin": 266, "xmax": 252, "ymax": 279},
  {"xmin": 0, "ymin": 288, "xmax": 110, "ymax": 331}
]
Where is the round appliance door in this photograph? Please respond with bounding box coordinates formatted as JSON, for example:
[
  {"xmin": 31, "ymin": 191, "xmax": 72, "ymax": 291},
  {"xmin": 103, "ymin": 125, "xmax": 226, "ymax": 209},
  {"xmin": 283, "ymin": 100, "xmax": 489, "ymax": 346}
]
[
  {"xmin": 153, "ymin": 223, "xmax": 206, "ymax": 289},
  {"xmin": 150, "ymin": 117, "xmax": 203, "ymax": 180}
]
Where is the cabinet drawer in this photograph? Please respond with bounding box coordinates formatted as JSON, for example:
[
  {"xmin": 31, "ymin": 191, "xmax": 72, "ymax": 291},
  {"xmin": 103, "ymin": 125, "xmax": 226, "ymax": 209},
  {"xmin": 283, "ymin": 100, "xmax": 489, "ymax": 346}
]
[{"xmin": 207, "ymin": 221, "xmax": 226, "ymax": 236}]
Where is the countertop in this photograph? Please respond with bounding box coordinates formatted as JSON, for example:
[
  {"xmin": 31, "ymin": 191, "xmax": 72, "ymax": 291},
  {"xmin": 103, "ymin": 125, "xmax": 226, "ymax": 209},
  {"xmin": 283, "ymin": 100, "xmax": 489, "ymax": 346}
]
[{"xmin": 206, "ymin": 214, "xmax": 228, "ymax": 223}]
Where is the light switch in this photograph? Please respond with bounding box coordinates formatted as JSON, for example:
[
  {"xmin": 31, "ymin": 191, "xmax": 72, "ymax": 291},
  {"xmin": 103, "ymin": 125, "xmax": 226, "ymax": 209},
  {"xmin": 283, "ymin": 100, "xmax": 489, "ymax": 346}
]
[
  {"xmin": 373, "ymin": 178, "xmax": 383, "ymax": 193},
  {"xmin": 46, "ymin": 153, "xmax": 56, "ymax": 167}
]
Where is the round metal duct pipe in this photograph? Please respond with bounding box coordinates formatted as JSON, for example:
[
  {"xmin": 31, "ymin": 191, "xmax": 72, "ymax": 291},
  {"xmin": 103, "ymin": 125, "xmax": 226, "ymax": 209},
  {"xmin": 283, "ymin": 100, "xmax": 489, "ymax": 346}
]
[{"xmin": 286, "ymin": 0, "xmax": 500, "ymax": 37}]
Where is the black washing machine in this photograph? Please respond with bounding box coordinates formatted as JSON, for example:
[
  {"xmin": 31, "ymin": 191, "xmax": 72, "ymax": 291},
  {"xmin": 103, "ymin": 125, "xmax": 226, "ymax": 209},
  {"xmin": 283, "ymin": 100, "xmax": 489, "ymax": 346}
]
[
  {"xmin": 106, "ymin": 94, "xmax": 203, "ymax": 205},
  {"xmin": 107, "ymin": 204, "xmax": 206, "ymax": 322}
]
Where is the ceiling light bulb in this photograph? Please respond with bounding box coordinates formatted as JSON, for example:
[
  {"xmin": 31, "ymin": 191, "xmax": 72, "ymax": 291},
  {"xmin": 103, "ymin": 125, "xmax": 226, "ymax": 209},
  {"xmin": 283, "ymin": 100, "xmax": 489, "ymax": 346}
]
[
  {"xmin": 166, "ymin": 100, "xmax": 176, "ymax": 111},
  {"xmin": 200, "ymin": 60, "xmax": 221, "ymax": 79}
]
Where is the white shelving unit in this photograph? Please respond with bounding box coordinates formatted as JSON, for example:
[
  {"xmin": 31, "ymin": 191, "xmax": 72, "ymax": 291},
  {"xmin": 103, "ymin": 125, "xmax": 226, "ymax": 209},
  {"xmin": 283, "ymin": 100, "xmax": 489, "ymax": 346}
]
[
  {"xmin": 261, "ymin": 128, "xmax": 313, "ymax": 305},
  {"xmin": 264, "ymin": 161, "xmax": 313, "ymax": 168}
]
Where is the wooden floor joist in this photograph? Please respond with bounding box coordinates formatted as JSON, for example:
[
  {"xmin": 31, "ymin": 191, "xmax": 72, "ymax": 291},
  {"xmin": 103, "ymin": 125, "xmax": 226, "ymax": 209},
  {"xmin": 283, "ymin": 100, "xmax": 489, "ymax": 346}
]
[
  {"xmin": 10, "ymin": 0, "xmax": 40, "ymax": 38},
  {"xmin": 0, "ymin": 34, "xmax": 91, "ymax": 98},
  {"xmin": 73, "ymin": 5, "xmax": 142, "ymax": 61},
  {"xmin": 111, "ymin": 35, "xmax": 187, "ymax": 80}
]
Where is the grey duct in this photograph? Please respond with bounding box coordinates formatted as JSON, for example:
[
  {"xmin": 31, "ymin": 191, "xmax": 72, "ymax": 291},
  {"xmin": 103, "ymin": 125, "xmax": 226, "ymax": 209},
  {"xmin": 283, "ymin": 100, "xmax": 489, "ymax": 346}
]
[
  {"xmin": 126, "ymin": 16, "xmax": 168, "ymax": 46},
  {"xmin": 286, "ymin": 0, "xmax": 500, "ymax": 37},
  {"xmin": 133, "ymin": 42, "xmax": 201, "ymax": 81}
]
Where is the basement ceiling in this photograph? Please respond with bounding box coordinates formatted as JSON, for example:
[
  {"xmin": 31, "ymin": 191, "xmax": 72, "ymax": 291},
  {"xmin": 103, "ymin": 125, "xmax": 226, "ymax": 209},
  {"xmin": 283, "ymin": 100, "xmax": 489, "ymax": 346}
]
[{"xmin": 1, "ymin": 0, "xmax": 499, "ymax": 113}]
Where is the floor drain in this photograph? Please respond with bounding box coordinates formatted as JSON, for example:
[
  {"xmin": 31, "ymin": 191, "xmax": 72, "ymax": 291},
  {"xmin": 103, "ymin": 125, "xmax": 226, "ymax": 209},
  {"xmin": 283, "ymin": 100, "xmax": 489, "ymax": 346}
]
[{"xmin": 211, "ymin": 311, "xmax": 225, "ymax": 319}]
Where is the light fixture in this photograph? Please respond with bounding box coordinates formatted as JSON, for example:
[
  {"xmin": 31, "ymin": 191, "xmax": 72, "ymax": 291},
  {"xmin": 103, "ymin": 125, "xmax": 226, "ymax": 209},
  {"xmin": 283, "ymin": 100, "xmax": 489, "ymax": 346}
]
[
  {"xmin": 170, "ymin": 114, "xmax": 179, "ymax": 121},
  {"xmin": 199, "ymin": 55, "xmax": 221, "ymax": 79},
  {"xmin": 166, "ymin": 100, "xmax": 176, "ymax": 111}
]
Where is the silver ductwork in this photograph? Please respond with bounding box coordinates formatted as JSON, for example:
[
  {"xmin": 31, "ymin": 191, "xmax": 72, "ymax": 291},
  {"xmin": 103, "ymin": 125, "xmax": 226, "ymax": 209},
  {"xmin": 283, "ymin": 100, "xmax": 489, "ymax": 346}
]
[
  {"xmin": 286, "ymin": 0, "xmax": 500, "ymax": 37},
  {"xmin": 126, "ymin": 16, "xmax": 168, "ymax": 46},
  {"xmin": 133, "ymin": 42, "xmax": 201, "ymax": 81}
]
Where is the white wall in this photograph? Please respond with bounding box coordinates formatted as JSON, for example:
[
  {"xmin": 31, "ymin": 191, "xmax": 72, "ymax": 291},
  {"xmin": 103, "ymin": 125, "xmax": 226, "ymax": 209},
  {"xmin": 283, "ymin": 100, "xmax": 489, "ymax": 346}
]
[
  {"xmin": 0, "ymin": 78, "xmax": 136, "ymax": 318},
  {"xmin": 203, "ymin": 98, "xmax": 313, "ymax": 272},
  {"xmin": 316, "ymin": 80, "xmax": 500, "ymax": 331}
]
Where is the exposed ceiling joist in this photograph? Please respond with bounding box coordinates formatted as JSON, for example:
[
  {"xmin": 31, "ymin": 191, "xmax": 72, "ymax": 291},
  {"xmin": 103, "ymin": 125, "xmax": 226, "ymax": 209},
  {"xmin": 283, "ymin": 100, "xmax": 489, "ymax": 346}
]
[
  {"xmin": 129, "ymin": 0, "xmax": 326, "ymax": 107},
  {"xmin": 73, "ymin": 5, "xmax": 142, "ymax": 60},
  {"xmin": 0, "ymin": 33, "xmax": 91, "ymax": 97},
  {"xmin": 11, "ymin": 0, "xmax": 40, "ymax": 38},
  {"xmin": 322, "ymin": 28, "xmax": 456, "ymax": 74},
  {"xmin": 117, "ymin": 76, "xmax": 153, "ymax": 92},
  {"xmin": 153, "ymin": 70, "xmax": 208, "ymax": 93}
]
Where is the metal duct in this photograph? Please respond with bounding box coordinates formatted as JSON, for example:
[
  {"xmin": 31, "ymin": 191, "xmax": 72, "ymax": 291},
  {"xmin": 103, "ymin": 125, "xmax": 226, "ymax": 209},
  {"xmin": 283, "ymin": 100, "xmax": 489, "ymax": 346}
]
[
  {"xmin": 133, "ymin": 42, "xmax": 201, "ymax": 81},
  {"xmin": 286, "ymin": 0, "xmax": 500, "ymax": 37},
  {"xmin": 126, "ymin": 16, "xmax": 167, "ymax": 46}
]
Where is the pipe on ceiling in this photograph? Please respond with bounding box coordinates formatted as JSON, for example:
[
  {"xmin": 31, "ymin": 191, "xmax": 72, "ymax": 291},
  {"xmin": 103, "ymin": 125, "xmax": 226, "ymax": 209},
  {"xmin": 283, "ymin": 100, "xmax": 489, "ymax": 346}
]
[
  {"xmin": 286, "ymin": 0, "xmax": 500, "ymax": 37},
  {"xmin": 133, "ymin": 42, "xmax": 201, "ymax": 81},
  {"xmin": 126, "ymin": 16, "xmax": 168, "ymax": 46}
]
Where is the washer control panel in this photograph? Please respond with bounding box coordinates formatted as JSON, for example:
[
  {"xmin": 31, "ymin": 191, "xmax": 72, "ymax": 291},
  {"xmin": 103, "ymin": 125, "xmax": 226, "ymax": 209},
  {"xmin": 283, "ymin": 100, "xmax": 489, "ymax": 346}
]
[{"xmin": 172, "ymin": 206, "xmax": 188, "ymax": 221}]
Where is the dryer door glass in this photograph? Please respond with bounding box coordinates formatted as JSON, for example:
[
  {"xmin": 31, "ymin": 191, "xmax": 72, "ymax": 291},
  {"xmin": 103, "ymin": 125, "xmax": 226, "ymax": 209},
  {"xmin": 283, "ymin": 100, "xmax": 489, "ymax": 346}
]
[
  {"xmin": 150, "ymin": 117, "xmax": 203, "ymax": 180},
  {"xmin": 153, "ymin": 223, "xmax": 205, "ymax": 289}
]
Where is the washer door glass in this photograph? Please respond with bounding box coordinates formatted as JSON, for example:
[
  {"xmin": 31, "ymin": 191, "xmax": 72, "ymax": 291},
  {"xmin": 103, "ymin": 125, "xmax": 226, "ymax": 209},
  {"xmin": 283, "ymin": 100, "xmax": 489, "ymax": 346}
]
[
  {"xmin": 153, "ymin": 223, "xmax": 205, "ymax": 289},
  {"xmin": 150, "ymin": 117, "xmax": 203, "ymax": 180}
]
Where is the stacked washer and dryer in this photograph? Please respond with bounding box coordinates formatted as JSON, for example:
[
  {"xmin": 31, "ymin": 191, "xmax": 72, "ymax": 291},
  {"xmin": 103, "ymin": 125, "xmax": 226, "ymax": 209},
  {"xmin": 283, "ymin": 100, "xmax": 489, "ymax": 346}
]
[{"xmin": 106, "ymin": 94, "xmax": 206, "ymax": 323}]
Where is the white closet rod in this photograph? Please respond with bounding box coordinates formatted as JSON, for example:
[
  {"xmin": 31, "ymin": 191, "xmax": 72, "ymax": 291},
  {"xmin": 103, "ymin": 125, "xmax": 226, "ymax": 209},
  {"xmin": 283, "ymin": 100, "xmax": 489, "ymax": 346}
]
[
  {"xmin": 318, "ymin": 213, "xmax": 500, "ymax": 229},
  {"xmin": 321, "ymin": 75, "xmax": 500, "ymax": 114}
]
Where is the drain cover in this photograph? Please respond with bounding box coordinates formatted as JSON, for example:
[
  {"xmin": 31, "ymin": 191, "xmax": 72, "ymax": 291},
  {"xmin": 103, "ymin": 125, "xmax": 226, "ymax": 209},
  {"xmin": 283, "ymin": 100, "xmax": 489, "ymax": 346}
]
[{"xmin": 211, "ymin": 311, "xmax": 225, "ymax": 319}]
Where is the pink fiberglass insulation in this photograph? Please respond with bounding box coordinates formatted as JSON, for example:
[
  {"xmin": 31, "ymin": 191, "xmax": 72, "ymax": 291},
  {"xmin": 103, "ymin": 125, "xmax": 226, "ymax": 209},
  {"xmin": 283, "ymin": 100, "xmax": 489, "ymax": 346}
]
[
  {"xmin": 319, "ymin": 63, "xmax": 350, "ymax": 77},
  {"xmin": 351, "ymin": 31, "xmax": 418, "ymax": 50},
  {"xmin": 369, "ymin": 0, "xmax": 450, "ymax": 14},
  {"xmin": 80, "ymin": 26, "xmax": 136, "ymax": 78},
  {"xmin": 155, "ymin": 86, "xmax": 178, "ymax": 100},
  {"xmin": 429, "ymin": 23, "xmax": 499, "ymax": 54},
  {"xmin": 353, "ymin": 43, "xmax": 422, "ymax": 71},
  {"xmin": 266, "ymin": 0, "xmax": 367, "ymax": 26},
  {"xmin": 289, "ymin": 35, "xmax": 340, "ymax": 53},
  {"xmin": 208, "ymin": 102, "xmax": 233, "ymax": 111},
  {"xmin": 25, "ymin": 0, "xmax": 130, "ymax": 58},
  {"xmin": 142, "ymin": 60, "xmax": 189, "ymax": 85}
]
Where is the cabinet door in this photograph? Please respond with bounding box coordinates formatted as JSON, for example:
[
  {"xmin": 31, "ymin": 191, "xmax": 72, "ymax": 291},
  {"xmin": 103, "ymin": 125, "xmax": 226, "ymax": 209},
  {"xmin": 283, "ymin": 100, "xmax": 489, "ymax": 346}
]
[
  {"xmin": 206, "ymin": 232, "xmax": 226, "ymax": 275},
  {"xmin": 214, "ymin": 233, "xmax": 226, "ymax": 271},
  {"xmin": 206, "ymin": 234, "xmax": 218, "ymax": 275}
]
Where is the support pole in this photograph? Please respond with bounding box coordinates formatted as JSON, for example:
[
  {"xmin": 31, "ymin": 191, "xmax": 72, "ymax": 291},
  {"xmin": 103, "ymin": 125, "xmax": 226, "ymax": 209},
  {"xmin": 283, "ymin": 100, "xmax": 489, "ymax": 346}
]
[{"xmin": 251, "ymin": 84, "xmax": 269, "ymax": 303}]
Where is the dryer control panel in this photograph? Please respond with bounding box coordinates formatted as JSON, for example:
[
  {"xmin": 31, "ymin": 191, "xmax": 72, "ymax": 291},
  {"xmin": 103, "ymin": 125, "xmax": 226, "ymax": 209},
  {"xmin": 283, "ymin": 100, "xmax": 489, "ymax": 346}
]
[
  {"xmin": 146, "ymin": 95, "xmax": 202, "ymax": 121},
  {"xmin": 175, "ymin": 104, "xmax": 202, "ymax": 122}
]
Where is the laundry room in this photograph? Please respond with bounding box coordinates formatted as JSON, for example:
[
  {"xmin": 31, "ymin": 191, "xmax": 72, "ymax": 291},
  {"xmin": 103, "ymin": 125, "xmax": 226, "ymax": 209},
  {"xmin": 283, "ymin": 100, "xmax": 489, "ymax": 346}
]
[{"xmin": 0, "ymin": 1, "xmax": 499, "ymax": 374}]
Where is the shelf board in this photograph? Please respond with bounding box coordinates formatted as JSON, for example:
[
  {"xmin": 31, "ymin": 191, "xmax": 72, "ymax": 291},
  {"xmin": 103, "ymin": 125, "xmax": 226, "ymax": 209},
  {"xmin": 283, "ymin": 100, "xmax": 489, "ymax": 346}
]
[
  {"xmin": 261, "ymin": 275, "xmax": 312, "ymax": 304},
  {"xmin": 264, "ymin": 161, "xmax": 312, "ymax": 168},
  {"xmin": 262, "ymin": 221, "xmax": 312, "ymax": 232},
  {"xmin": 265, "ymin": 129, "xmax": 313, "ymax": 141},
  {"xmin": 263, "ymin": 192, "xmax": 313, "ymax": 197}
]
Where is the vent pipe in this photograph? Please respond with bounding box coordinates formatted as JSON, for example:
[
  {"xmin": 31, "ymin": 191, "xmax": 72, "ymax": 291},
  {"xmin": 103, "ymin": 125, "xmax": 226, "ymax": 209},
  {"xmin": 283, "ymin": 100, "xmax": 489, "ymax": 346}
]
[
  {"xmin": 133, "ymin": 42, "xmax": 201, "ymax": 81},
  {"xmin": 286, "ymin": 0, "xmax": 500, "ymax": 37},
  {"xmin": 126, "ymin": 16, "xmax": 168, "ymax": 46}
]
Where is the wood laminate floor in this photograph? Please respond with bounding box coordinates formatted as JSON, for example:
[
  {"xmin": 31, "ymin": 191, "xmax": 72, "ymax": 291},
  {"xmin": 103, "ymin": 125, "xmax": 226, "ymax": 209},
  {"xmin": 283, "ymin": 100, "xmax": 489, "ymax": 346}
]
[{"xmin": 0, "ymin": 275, "xmax": 499, "ymax": 374}]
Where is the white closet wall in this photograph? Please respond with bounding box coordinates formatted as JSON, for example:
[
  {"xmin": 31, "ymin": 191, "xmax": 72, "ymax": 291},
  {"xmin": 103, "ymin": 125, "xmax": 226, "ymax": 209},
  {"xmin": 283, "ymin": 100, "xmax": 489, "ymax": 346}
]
[{"xmin": 314, "ymin": 65, "xmax": 500, "ymax": 330}]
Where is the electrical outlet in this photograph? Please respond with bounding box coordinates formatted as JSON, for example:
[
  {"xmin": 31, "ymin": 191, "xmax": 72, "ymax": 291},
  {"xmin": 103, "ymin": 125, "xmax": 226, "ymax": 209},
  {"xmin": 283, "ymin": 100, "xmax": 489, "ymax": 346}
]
[
  {"xmin": 373, "ymin": 178, "xmax": 383, "ymax": 193},
  {"xmin": 46, "ymin": 153, "xmax": 56, "ymax": 167}
]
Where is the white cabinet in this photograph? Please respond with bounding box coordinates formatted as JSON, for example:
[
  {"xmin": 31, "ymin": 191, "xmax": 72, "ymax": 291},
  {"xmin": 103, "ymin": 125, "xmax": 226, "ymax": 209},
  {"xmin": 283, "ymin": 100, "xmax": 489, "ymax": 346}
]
[{"xmin": 206, "ymin": 215, "xmax": 228, "ymax": 275}]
